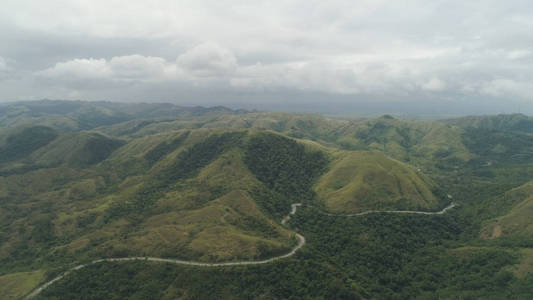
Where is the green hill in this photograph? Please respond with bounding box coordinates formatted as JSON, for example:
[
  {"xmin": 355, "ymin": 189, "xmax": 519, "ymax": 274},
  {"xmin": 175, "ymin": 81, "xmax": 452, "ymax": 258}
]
[
  {"xmin": 315, "ymin": 151, "xmax": 439, "ymax": 213},
  {"xmin": 0, "ymin": 129, "xmax": 332, "ymax": 281},
  {"xmin": 30, "ymin": 132, "xmax": 125, "ymax": 168},
  {"xmin": 0, "ymin": 126, "xmax": 58, "ymax": 163}
]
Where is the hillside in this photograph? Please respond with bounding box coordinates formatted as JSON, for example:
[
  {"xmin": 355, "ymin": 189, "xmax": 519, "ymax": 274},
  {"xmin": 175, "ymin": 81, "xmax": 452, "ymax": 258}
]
[
  {"xmin": 482, "ymin": 181, "xmax": 533, "ymax": 243},
  {"xmin": 315, "ymin": 151, "xmax": 439, "ymax": 213},
  {"xmin": 1, "ymin": 130, "xmax": 322, "ymax": 270},
  {"xmin": 0, "ymin": 126, "xmax": 58, "ymax": 164},
  {"xmin": 331, "ymin": 116, "xmax": 473, "ymax": 169}
]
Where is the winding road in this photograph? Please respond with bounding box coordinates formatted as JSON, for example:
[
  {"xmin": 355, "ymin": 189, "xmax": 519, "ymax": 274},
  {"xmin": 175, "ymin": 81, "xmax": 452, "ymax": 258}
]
[{"xmin": 25, "ymin": 202, "xmax": 456, "ymax": 299}]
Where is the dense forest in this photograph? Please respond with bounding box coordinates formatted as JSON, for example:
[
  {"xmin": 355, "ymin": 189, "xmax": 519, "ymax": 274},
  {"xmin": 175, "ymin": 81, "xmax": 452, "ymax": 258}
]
[{"xmin": 34, "ymin": 206, "xmax": 533, "ymax": 299}]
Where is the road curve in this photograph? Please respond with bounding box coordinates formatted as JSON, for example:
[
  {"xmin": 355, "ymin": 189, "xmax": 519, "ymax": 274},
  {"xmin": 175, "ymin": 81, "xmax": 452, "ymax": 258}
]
[{"xmin": 25, "ymin": 202, "xmax": 455, "ymax": 299}]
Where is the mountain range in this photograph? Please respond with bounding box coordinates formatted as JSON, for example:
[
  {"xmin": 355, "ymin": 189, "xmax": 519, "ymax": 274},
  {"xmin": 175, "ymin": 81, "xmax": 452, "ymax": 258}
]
[{"xmin": 2, "ymin": 100, "xmax": 533, "ymax": 299}]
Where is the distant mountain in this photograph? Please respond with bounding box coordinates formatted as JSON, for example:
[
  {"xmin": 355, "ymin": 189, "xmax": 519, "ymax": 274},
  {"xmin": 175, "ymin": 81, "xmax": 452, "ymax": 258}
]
[
  {"xmin": 0, "ymin": 100, "xmax": 245, "ymax": 131},
  {"xmin": 444, "ymin": 113, "xmax": 533, "ymax": 134}
]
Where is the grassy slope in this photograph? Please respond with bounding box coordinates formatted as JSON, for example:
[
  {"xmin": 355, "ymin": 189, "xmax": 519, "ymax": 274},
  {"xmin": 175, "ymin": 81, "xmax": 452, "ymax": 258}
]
[
  {"xmin": 315, "ymin": 150, "xmax": 439, "ymax": 213},
  {"xmin": 511, "ymin": 248, "xmax": 533, "ymax": 279},
  {"xmin": 29, "ymin": 132, "xmax": 125, "ymax": 168},
  {"xmin": 482, "ymin": 182, "xmax": 533, "ymax": 241},
  {"xmin": 62, "ymin": 142, "xmax": 297, "ymax": 262},
  {"xmin": 0, "ymin": 269, "xmax": 45, "ymax": 300},
  {"xmin": 2, "ymin": 129, "xmax": 323, "ymax": 286}
]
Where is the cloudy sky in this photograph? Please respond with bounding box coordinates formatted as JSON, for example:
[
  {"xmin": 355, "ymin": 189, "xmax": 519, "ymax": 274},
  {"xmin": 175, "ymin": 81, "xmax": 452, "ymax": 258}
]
[{"xmin": 1, "ymin": 0, "xmax": 533, "ymax": 115}]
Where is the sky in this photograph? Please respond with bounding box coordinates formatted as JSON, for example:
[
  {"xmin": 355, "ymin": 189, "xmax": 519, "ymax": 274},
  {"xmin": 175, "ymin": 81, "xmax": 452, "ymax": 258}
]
[{"xmin": 1, "ymin": 0, "xmax": 533, "ymax": 116}]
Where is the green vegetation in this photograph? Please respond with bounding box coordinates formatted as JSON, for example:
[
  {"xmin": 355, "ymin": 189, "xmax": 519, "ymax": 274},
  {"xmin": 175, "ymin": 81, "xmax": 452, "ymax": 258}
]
[
  {"xmin": 162, "ymin": 131, "xmax": 245, "ymax": 183},
  {"xmin": 2, "ymin": 101, "xmax": 533, "ymax": 298},
  {"xmin": 290, "ymin": 208, "xmax": 533, "ymax": 299},
  {"xmin": 34, "ymin": 207, "xmax": 533, "ymax": 299},
  {"xmin": 482, "ymin": 182, "xmax": 533, "ymax": 245},
  {"xmin": 445, "ymin": 113, "xmax": 533, "ymax": 134},
  {"xmin": 244, "ymin": 132, "xmax": 328, "ymax": 217},
  {"xmin": 143, "ymin": 131, "xmax": 189, "ymax": 164},
  {"xmin": 0, "ymin": 126, "xmax": 57, "ymax": 163},
  {"xmin": 510, "ymin": 248, "xmax": 533, "ymax": 279},
  {"xmin": 462, "ymin": 128, "xmax": 533, "ymax": 166},
  {"xmin": 315, "ymin": 151, "xmax": 439, "ymax": 213},
  {"xmin": 34, "ymin": 260, "xmax": 363, "ymax": 300},
  {"xmin": 30, "ymin": 132, "xmax": 125, "ymax": 168},
  {"xmin": 0, "ymin": 129, "xmax": 300, "ymax": 284},
  {"xmin": 0, "ymin": 270, "xmax": 45, "ymax": 300}
]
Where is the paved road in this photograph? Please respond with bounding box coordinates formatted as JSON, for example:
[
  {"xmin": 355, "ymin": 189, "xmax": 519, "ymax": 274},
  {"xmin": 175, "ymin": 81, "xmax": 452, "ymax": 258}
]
[
  {"xmin": 25, "ymin": 202, "xmax": 455, "ymax": 299},
  {"xmin": 317, "ymin": 202, "xmax": 457, "ymax": 217}
]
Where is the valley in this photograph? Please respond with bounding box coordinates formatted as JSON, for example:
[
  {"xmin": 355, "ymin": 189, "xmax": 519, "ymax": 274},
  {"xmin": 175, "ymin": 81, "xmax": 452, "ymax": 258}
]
[{"xmin": 1, "ymin": 101, "xmax": 533, "ymax": 299}]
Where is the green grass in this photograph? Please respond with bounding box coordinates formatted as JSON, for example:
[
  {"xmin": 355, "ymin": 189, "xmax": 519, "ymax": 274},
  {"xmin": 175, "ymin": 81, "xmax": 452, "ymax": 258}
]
[
  {"xmin": 29, "ymin": 131, "xmax": 125, "ymax": 168},
  {"xmin": 482, "ymin": 181, "xmax": 533, "ymax": 242},
  {"xmin": 510, "ymin": 248, "xmax": 533, "ymax": 279},
  {"xmin": 0, "ymin": 130, "xmax": 305, "ymax": 276},
  {"xmin": 0, "ymin": 269, "xmax": 45, "ymax": 300},
  {"xmin": 315, "ymin": 150, "xmax": 439, "ymax": 213}
]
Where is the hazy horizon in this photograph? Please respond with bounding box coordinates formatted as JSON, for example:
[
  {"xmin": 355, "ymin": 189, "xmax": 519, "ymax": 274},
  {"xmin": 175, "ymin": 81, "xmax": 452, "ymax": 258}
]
[{"xmin": 2, "ymin": 98, "xmax": 530, "ymax": 121}]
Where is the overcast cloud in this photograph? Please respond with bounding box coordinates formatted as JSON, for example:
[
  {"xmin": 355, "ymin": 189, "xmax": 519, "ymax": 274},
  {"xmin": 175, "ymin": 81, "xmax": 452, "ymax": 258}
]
[{"xmin": 1, "ymin": 0, "xmax": 533, "ymax": 115}]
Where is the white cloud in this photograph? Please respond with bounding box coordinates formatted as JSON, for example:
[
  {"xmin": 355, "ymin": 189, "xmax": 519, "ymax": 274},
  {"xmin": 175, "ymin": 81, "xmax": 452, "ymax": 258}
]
[
  {"xmin": 37, "ymin": 58, "xmax": 111, "ymax": 81},
  {"xmin": 109, "ymin": 55, "xmax": 178, "ymax": 81},
  {"xmin": 177, "ymin": 42, "xmax": 237, "ymax": 77},
  {"xmin": 30, "ymin": 42, "xmax": 530, "ymax": 98},
  {"xmin": 2, "ymin": 0, "xmax": 533, "ymax": 104},
  {"xmin": 37, "ymin": 55, "xmax": 180, "ymax": 85}
]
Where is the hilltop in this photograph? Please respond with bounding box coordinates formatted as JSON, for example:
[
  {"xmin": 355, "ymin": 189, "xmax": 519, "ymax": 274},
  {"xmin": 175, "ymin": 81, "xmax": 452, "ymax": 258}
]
[{"xmin": 316, "ymin": 151, "xmax": 439, "ymax": 213}]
